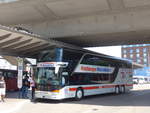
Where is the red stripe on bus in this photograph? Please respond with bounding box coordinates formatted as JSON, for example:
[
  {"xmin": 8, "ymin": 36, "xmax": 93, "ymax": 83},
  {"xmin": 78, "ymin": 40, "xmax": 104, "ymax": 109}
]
[
  {"xmin": 69, "ymin": 88, "xmax": 77, "ymax": 91},
  {"xmin": 125, "ymin": 84, "xmax": 133, "ymax": 86},
  {"xmin": 102, "ymin": 85, "xmax": 116, "ymax": 88},
  {"xmin": 83, "ymin": 86, "xmax": 99, "ymax": 90},
  {"xmin": 69, "ymin": 84, "xmax": 133, "ymax": 91}
]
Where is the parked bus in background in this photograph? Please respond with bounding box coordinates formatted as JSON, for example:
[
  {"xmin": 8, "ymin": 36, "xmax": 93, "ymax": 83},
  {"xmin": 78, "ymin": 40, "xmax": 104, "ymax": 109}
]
[
  {"xmin": 34, "ymin": 47, "xmax": 133, "ymax": 100},
  {"xmin": 133, "ymin": 76, "xmax": 150, "ymax": 84},
  {"xmin": 0, "ymin": 69, "xmax": 27, "ymax": 91}
]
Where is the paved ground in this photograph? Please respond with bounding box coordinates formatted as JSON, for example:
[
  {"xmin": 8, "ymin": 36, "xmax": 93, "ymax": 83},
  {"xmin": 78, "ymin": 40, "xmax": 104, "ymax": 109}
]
[{"xmin": 1, "ymin": 84, "xmax": 150, "ymax": 113}]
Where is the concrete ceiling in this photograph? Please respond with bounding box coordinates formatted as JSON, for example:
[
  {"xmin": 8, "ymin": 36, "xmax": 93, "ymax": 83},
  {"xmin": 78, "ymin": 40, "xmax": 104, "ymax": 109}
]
[
  {"xmin": 0, "ymin": 26, "xmax": 145, "ymax": 68},
  {"xmin": 0, "ymin": 26, "xmax": 81, "ymax": 58},
  {"xmin": 1, "ymin": 0, "xmax": 150, "ymax": 46}
]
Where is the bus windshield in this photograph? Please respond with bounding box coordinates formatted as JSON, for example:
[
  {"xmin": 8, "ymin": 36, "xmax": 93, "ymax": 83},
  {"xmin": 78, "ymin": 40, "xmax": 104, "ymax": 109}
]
[{"xmin": 35, "ymin": 67, "xmax": 61, "ymax": 91}]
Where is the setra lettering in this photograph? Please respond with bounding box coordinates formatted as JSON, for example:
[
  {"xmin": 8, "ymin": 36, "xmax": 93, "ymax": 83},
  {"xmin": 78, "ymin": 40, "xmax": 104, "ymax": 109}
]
[{"xmin": 81, "ymin": 66, "xmax": 96, "ymax": 71}]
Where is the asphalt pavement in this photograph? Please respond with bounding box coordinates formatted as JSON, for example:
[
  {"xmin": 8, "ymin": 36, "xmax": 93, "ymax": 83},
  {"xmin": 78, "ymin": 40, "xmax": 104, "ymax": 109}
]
[{"xmin": 1, "ymin": 84, "xmax": 150, "ymax": 113}]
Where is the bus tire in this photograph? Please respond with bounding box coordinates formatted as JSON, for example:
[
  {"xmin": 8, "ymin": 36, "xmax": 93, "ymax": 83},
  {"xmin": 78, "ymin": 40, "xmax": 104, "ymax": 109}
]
[
  {"xmin": 121, "ymin": 86, "xmax": 125, "ymax": 93},
  {"xmin": 75, "ymin": 88, "xmax": 84, "ymax": 101},
  {"xmin": 115, "ymin": 86, "xmax": 120, "ymax": 94}
]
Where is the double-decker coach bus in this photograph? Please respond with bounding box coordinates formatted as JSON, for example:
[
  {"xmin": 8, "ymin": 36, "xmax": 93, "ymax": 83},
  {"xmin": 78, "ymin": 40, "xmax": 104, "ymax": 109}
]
[{"xmin": 34, "ymin": 47, "xmax": 133, "ymax": 100}]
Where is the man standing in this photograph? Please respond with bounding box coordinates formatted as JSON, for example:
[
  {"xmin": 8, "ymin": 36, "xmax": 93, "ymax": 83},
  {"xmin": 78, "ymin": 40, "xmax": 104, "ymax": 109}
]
[
  {"xmin": 22, "ymin": 76, "xmax": 30, "ymax": 98},
  {"xmin": 29, "ymin": 76, "xmax": 35, "ymax": 100}
]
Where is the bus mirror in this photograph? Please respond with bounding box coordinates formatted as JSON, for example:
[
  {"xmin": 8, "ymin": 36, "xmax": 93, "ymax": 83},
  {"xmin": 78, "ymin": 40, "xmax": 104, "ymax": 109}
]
[{"xmin": 62, "ymin": 72, "xmax": 68, "ymax": 76}]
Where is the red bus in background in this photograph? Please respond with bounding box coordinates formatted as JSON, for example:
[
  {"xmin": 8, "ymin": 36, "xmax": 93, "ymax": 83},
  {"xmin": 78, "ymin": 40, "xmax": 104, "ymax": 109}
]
[{"xmin": 0, "ymin": 69, "xmax": 27, "ymax": 91}]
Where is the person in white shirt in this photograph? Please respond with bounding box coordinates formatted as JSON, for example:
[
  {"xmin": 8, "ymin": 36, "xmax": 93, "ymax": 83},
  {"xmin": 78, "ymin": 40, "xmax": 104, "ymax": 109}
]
[
  {"xmin": 29, "ymin": 76, "xmax": 35, "ymax": 100},
  {"xmin": 0, "ymin": 75, "xmax": 6, "ymax": 102}
]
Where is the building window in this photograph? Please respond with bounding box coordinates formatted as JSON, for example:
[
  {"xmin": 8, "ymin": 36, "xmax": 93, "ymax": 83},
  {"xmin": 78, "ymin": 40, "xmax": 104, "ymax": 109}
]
[
  {"xmin": 136, "ymin": 54, "xmax": 140, "ymax": 58},
  {"xmin": 130, "ymin": 54, "xmax": 133, "ymax": 58},
  {"xmin": 144, "ymin": 58, "xmax": 147, "ymax": 63},
  {"xmin": 143, "ymin": 53, "xmax": 147, "ymax": 57},
  {"xmin": 137, "ymin": 59, "xmax": 141, "ymax": 63},
  {"xmin": 123, "ymin": 54, "xmax": 127, "ymax": 58},
  {"xmin": 136, "ymin": 48, "xmax": 140, "ymax": 53},
  {"xmin": 123, "ymin": 50, "xmax": 127, "ymax": 54},
  {"xmin": 129, "ymin": 49, "xmax": 133, "ymax": 53},
  {"xmin": 143, "ymin": 48, "xmax": 147, "ymax": 53}
]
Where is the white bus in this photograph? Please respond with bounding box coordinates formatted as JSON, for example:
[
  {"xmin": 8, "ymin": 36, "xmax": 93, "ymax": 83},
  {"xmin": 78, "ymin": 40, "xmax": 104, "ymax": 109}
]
[
  {"xmin": 34, "ymin": 47, "xmax": 133, "ymax": 100},
  {"xmin": 133, "ymin": 76, "xmax": 150, "ymax": 84}
]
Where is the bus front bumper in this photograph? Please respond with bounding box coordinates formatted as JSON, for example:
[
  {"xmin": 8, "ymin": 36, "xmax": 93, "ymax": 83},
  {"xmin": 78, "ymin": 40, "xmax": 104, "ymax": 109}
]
[{"xmin": 34, "ymin": 91, "xmax": 63, "ymax": 100}]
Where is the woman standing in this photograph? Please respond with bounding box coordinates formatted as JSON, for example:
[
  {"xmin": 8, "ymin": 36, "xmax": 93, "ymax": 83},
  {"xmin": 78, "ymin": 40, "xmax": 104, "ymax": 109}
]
[{"xmin": 0, "ymin": 75, "xmax": 6, "ymax": 102}]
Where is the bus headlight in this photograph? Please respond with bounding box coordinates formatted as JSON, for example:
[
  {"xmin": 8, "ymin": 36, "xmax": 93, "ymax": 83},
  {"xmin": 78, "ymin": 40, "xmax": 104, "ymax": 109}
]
[{"xmin": 51, "ymin": 90, "xmax": 60, "ymax": 93}]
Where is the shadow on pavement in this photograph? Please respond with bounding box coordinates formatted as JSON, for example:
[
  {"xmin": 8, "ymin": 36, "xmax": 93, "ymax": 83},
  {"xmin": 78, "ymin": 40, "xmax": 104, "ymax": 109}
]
[
  {"xmin": 6, "ymin": 89, "xmax": 150, "ymax": 107},
  {"xmin": 65, "ymin": 89, "xmax": 150, "ymax": 107},
  {"xmin": 6, "ymin": 91, "xmax": 29, "ymax": 100},
  {"xmin": 34, "ymin": 89, "xmax": 150, "ymax": 107},
  {"xmin": 6, "ymin": 91, "xmax": 20, "ymax": 99}
]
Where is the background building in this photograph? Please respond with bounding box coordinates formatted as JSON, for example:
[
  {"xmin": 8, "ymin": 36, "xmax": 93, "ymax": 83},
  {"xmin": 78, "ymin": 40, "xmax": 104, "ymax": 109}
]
[
  {"xmin": 122, "ymin": 44, "xmax": 150, "ymax": 67},
  {"xmin": 122, "ymin": 44, "xmax": 150, "ymax": 76}
]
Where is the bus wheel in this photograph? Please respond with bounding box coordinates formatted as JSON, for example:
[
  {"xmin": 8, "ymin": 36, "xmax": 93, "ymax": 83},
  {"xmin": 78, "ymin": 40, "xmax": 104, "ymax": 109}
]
[
  {"xmin": 121, "ymin": 86, "xmax": 125, "ymax": 93},
  {"xmin": 115, "ymin": 86, "xmax": 120, "ymax": 94},
  {"xmin": 75, "ymin": 88, "xmax": 84, "ymax": 101}
]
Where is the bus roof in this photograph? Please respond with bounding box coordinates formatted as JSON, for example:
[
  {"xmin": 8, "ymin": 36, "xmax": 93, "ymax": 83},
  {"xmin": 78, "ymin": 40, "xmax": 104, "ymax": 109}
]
[{"xmin": 61, "ymin": 46, "xmax": 132, "ymax": 64}]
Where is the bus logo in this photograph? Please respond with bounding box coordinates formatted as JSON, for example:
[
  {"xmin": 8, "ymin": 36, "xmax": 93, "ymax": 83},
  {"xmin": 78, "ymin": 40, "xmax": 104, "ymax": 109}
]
[{"xmin": 75, "ymin": 64, "xmax": 114, "ymax": 74}]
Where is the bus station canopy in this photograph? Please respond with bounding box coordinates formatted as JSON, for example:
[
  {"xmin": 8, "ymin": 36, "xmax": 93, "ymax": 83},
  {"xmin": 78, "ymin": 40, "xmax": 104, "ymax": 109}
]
[
  {"xmin": 0, "ymin": 26, "xmax": 80, "ymax": 58},
  {"xmin": 132, "ymin": 62, "xmax": 144, "ymax": 69},
  {"xmin": 0, "ymin": 25, "xmax": 146, "ymax": 69}
]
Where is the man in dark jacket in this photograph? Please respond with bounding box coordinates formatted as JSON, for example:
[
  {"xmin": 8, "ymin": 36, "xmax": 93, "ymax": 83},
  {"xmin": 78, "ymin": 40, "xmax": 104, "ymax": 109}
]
[{"xmin": 21, "ymin": 76, "xmax": 30, "ymax": 98}]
